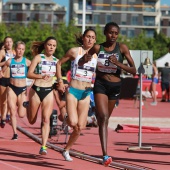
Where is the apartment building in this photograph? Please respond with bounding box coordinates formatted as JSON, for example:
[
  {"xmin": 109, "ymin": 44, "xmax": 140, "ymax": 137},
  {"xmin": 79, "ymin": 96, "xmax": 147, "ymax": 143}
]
[
  {"xmin": 69, "ymin": 0, "xmax": 161, "ymax": 38},
  {"xmin": 2, "ymin": 0, "xmax": 66, "ymax": 27},
  {"xmin": 161, "ymin": 5, "xmax": 170, "ymax": 37},
  {"xmin": 0, "ymin": 0, "xmax": 2, "ymax": 22}
]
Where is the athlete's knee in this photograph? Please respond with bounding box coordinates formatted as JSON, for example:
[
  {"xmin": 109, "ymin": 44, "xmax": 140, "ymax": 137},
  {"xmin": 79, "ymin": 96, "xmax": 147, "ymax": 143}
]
[
  {"xmin": 73, "ymin": 125, "xmax": 81, "ymax": 135},
  {"xmin": 69, "ymin": 120, "xmax": 78, "ymax": 127},
  {"xmin": 77, "ymin": 124, "xmax": 85, "ymax": 131},
  {"xmin": 97, "ymin": 113, "xmax": 109, "ymax": 124},
  {"xmin": 42, "ymin": 117, "xmax": 50, "ymax": 125}
]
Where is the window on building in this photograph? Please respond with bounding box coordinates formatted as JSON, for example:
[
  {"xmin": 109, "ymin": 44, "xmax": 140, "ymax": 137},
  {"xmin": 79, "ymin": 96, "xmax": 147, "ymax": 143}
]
[
  {"xmin": 127, "ymin": 30, "xmax": 135, "ymax": 38},
  {"xmin": 121, "ymin": 21, "xmax": 126, "ymax": 25},
  {"xmin": 145, "ymin": 29, "xmax": 154, "ymax": 37},
  {"xmin": 111, "ymin": 0, "xmax": 117, "ymax": 11},
  {"xmin": 26, "ymin": 13, "xmax": 30, "ymax": 21},
  {"xmin": 78, "ymin": 0, "xmax": 83, "ymax": 10},
  {"xmin": 106, "ymin": 15, "xmax": 111, "ymax": 23},
  {"xmin": 86, "ymin": 14, "xmax": 92, "ymax": 24},
  {"xmin": 131, "ymin": 16, "xmax": 138, "ymax": 25},
  {"xmin": 34, "ymin": 4, "xmax": 40, "ymax": 10},
  {"xmin": 161, "ymin": 10, "xmax": 170, "ymax": 16},
  {"xmin": 121, "ymin": 29, "xmax": 127, "ymax": 36},
  {"xmin": 11, "ymin": 13, "xmax": 17, "ymax": 21},
  {"xmin": 93, "ymin": 14, "xmax": 99, "ymax": 24},
  {"xmin": 39, "ymin": 14, "xmax": 44, "ymax": 22},
  {"xmin": 3, "ymin": 13, "xmax": 10, "ymax": 21},
  {"xmin": 144, "ymin": 16, "xmax": 155, "ymax": 26},
  {"xmin": 121, "ymin": 0, "xmax": 127, "ymax": 11},
  {"xmin": 25, "ymin": 4, "xmax": 30, "ymax": 10},
  {"xmin": 121, "ymin": 13, "xmax": 126, "ymax": 25},
  {"xmin": 78, "ymin": 14, "xmax": 82, "ymax": 24},
  {"xmin": 31, "ymin": 13, "xmax": 36, "ymax": 21},
  {"xmin": 143, "ymin": 2, "xmax": 155, "ymax": 12},
  {"xmin": 96, "ymin": 0, "xmax": 103, "ymax": 10},
  {"xmin": 39, "ymin": 4, "xmax": 45, "ymax": 10},
  {"xmin": 128, "ymin": 2, "xmax": 134, "ymax": 11},
  {"xmin": 87, "ymin": 0, "xmax": 92, "ymax": 10},
  {"xmin": 3, "ymin": 4, "xmax": 10, "ymax": 10},
  {"xmin": 13, "ymin": 4, "xmax": 22, "ymax": 10},
  {"xmin": 45, "ymin": 14, "xmax": 48, "ymax": 22},
  {"xmin": 45, "ymin": 5, "xmax": 51, "ymax": 10}
]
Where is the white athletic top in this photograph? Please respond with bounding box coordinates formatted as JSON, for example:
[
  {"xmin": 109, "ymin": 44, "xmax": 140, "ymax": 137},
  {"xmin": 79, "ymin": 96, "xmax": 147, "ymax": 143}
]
[
  {"xmin": 71, "ymin": 47, "xmax": 97, "ymax": 83},
  {"xmin": 34, "ymin": 54, "xmax": 58, "ymax": 77}
]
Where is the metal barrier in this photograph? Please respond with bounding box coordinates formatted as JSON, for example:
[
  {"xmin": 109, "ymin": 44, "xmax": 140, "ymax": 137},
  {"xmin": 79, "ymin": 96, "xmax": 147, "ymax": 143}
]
[{"xmin": 17, "ymin": 125, "xmax": 147, "ymax": 170}]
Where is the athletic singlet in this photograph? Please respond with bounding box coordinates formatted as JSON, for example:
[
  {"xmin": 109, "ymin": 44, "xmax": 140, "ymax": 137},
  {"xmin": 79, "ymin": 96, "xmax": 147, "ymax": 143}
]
[
  {"xmin": 10, "ymin": 57, "xmax": 27, "ymax": 79},
  {"xmin": 34, "ymin": 54, "xmax": 58, "ymax": 77},
  {"xmin": 97, "ymin": 42, "xmax": 124, "ymax": 76},
  {"xmin": 1, "ymin": 50, "xmax": 15, "ymax": 63},
  {"xmin": 153, "ymin": 70, "xmax": 158, "ymax": 79},
  {"xmin": 71, "ymin": 47, "xmax": 97, "ymax": 83}
]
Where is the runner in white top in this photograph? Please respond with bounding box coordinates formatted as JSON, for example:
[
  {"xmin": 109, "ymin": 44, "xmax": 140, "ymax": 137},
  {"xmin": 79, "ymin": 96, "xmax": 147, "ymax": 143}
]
[
  {"xmin": 26, "ymin": 36, "xmax": 58, "ymax": 155},
  {"xmin": 56, "ymin": 28, "xmax": 97, "ymax": 162}
]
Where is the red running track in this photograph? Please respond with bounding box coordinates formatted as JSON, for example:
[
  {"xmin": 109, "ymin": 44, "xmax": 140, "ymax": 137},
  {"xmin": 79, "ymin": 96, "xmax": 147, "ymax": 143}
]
[{"xmin": 0, "ymin": 99, "xmax": 170, "ymax": 170}]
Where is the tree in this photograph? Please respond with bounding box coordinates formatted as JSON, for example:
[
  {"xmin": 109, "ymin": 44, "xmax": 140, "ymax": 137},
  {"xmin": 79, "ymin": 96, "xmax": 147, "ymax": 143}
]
[{"xmin": 1, "ymin": 22, "xmax": 170, "ymax": 73}]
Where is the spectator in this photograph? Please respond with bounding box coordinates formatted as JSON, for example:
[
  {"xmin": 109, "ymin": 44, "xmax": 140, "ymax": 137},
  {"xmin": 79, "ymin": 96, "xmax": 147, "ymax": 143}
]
[
  {"xmin": 160, "ymin": 62, "xmax": 170, "ymax": 102},
  {"xmin": 150, "ymin": 61, "xmax": 159, "ymax": 105}
]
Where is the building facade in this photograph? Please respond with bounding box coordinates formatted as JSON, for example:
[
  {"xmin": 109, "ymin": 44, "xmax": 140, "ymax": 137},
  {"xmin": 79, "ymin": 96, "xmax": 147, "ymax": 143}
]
[
  {"xmin": 161, "ymin": 5, "xmax": 170, "ymax": 37},
  {"xmin": 0, "ymin": 0, "xmax": 2, "ymax": 22},
  {"xmin": 69, "ymin": 0, "xmax": 161, "ymax": 38},
  {"xmin": 2, "ymin": 0, "xmax": 66, "ymax": 27}
]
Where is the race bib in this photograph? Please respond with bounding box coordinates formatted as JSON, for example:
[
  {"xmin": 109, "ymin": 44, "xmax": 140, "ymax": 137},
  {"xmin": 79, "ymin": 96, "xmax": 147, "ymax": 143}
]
[{"xmin": 11, "ymin": 64, "xmax": 25, "ymax": 77}]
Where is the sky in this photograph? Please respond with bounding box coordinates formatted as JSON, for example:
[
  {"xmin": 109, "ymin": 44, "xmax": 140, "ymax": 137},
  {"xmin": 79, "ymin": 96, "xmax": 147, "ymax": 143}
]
[{"xmin": 161, "ymin": 0, "xmax": 170, "ymax": 5}]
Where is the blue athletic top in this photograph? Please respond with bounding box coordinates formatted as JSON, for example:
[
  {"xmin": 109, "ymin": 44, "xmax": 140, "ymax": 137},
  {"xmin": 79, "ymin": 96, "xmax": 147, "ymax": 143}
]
[{"xmin": 10, "ymin": 57, "xmax": 27, "ymax": 79}]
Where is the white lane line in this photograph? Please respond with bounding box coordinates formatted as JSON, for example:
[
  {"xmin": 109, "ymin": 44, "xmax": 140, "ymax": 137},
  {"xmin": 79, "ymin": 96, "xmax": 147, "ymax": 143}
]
[{"xmin": 0, "ymin": 160, "xmax": 24, "ymax": 170}]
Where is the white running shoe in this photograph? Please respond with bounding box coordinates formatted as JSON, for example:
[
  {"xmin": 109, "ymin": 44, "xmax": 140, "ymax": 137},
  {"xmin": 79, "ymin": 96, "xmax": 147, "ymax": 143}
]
[
  {"xmin": 150, "ymin": 102, "xmax": 157, "ymax": 106},
  {"xmin": 62, "ymin": 150, "xmax": 73, "ymax": 161}
]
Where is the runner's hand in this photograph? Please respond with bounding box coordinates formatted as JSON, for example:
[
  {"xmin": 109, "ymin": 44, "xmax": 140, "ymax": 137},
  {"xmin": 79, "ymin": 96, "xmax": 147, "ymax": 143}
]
[
  {"xmin": 84, "ymin": 53, "xmax": 92, "ymax": 62},
  {"xmin": 109, "ymin": 54, "xmax": 118, "ymax": 65}
]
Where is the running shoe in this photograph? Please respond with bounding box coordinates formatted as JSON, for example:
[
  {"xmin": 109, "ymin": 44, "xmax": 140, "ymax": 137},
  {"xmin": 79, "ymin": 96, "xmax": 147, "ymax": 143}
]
[
  {"xmin": 62, "ymin": 150, "xmax": 73, "ymax": 161},
  {"xmin": 150, "ymin": 102, "xmax": 157, "ymax": 106},
  {"xmin": 12, "ymin": 134, "xmax": 18, "ymax": 140},
  {"xmin": 103, "ymin": 155, "xmax": 112, "ymax": 167},
  {"xmin": 1, "ymin": 120, "xmax": 6, "ymax": 128},
  {"xmin": 39, "ymin": 146, "xmax": 47, "ymax": 155}
]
